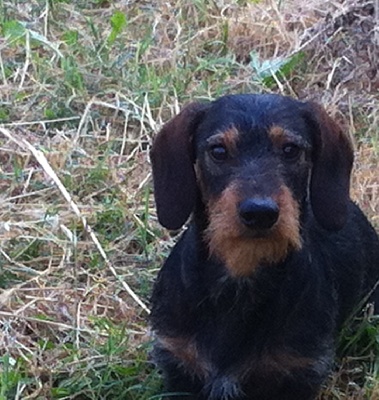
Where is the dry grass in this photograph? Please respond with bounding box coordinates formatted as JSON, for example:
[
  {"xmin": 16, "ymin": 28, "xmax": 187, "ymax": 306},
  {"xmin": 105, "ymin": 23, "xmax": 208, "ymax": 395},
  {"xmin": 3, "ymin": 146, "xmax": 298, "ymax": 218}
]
[{"xmin": 0, "ymin": 0, "xmax": 378, "ymax": 399}]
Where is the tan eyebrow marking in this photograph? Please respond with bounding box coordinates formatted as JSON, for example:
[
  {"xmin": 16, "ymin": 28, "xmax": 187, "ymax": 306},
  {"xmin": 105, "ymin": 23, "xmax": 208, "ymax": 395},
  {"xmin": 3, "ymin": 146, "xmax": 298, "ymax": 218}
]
[
  {"xmin": 269, "ymin": 125, "xmax": 306, "ymax": 149},
  {"xmin": 207, "ymin": 126, "xmax": 239, "ymax": 155},
  {"xmin": 269, "ymin": 125, "xmax": 289, "ymax": 147}
]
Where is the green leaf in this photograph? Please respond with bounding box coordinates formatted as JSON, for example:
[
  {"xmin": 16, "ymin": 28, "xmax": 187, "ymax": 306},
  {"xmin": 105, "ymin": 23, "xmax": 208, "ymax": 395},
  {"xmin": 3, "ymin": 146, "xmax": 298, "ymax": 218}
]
[
  {"xmin": 2, "ymin": 20, "xmax": 25, "ymax": 40},
  {"xmin": 62, "ymin": 30, "xmax": 79, "ymax": 46},
  {"xmin": 249, "ymin": 51, "xmax": 305, "ymax": 87},
  {"xmin": 108, "ymin": 11, "xmax": 127, "ymax": 45}
]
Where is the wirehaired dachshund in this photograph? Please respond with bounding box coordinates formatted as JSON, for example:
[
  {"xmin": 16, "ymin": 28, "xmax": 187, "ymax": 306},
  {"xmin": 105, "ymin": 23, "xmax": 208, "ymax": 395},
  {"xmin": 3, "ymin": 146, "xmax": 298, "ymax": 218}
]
[{"xmin": 150, "ymin": 94, "xmax": 379, "ymax": 400}]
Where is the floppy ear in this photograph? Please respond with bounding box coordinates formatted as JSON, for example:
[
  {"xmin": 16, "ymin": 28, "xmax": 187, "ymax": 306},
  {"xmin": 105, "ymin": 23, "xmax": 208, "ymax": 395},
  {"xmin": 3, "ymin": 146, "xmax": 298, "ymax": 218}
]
[
  {"xmin": 307, "ymin": 102, "xmax": 354, "ymax": 231},
  {"xmin": 150, "ymin": 102, "xmax": 208, "ymax": 230}
]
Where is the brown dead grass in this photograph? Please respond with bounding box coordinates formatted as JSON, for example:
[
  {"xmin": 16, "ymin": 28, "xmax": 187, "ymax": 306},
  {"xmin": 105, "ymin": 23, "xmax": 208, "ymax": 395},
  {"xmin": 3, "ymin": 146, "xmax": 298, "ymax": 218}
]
[
  {"xmin": 353, "ymin": 143, "xmax": 379, "ymax": 227},
  {"xmin": 0, "ymin": 0, "xmax": 378, "ymax": 398}
]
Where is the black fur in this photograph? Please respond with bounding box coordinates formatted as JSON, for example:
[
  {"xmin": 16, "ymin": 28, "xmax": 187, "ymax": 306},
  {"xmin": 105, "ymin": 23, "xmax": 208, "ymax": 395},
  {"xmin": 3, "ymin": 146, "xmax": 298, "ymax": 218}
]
[{"xmin": 150, "ymin": 94, "xmax": 379, "ymax": 400}]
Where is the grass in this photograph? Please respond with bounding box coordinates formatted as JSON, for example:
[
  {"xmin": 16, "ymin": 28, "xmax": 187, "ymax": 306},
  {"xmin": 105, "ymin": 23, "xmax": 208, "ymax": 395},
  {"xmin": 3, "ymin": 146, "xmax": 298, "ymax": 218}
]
[{"xmin": 0, "ymin": 0, "xmax": 378, "ymax": 399}]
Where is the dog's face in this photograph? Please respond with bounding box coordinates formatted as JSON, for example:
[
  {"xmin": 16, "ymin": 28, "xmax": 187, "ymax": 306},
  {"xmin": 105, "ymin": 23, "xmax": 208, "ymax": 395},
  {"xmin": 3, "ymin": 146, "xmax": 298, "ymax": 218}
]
[
  {"xmin": 151, "ymin": 94, "xmax": 354, "ymax": 276},
  {"xmin": 194, "ymin": 96, "xmax": 313, "ymax": 275},
  {"xmin": 194, "ymin": 95, "xmax": 313, "ymax": 204}
]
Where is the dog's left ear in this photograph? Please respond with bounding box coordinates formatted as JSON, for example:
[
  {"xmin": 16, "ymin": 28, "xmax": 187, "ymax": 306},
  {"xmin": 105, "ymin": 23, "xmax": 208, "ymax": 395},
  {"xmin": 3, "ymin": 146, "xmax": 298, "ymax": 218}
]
[
  {"xmin": 306, "ymin": 102, "xmax": 354, "ymax": 231},
  {"xmin": 151, "ymin": 102, "xmax": 209, "ymax": 230}
]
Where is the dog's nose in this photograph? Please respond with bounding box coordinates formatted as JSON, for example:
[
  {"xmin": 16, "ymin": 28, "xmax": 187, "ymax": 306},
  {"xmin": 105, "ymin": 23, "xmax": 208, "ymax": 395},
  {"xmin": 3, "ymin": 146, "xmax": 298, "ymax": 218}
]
[{"xmin": 238, "ymin": 198, "xmax": 279, "ymax": 230}]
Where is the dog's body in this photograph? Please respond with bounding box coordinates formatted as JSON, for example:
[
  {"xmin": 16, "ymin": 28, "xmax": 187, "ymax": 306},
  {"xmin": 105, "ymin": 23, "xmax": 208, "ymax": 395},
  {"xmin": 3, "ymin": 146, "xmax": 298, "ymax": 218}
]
[{"xmin": 150, "ymin": 94, "xmax": 379, "ymax": 400}]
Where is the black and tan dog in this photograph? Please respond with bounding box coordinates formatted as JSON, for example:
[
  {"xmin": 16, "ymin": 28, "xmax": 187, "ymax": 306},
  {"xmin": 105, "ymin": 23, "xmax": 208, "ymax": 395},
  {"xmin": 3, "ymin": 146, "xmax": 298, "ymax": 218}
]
[{"xmin": 150, "ymin": 94, "xmax": 379, "ymax": 400}]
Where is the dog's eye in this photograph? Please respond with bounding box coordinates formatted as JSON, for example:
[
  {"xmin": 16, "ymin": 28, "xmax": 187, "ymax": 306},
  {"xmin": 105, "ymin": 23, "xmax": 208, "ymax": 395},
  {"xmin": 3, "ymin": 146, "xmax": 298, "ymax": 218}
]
[
  {"xmin": 209, "ymin": 144, "xmax": 228, "ymax": 161},
  {"xmin": 282, "ymin": 143, "xmax": 301, "ymax": 160}
]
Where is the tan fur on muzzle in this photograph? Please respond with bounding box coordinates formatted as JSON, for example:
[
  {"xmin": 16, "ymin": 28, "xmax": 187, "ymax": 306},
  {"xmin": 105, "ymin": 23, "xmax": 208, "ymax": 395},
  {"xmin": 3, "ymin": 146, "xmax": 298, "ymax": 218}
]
[{"xmin": 205, "ymin": 185, "xmax": 302, "ymax": 276}]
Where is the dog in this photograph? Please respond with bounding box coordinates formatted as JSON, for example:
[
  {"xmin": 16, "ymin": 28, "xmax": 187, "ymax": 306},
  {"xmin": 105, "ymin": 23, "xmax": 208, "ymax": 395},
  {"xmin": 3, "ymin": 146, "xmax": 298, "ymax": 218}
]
[{"xmin": 150, "ymin": 94, "xmax": 379, "ymax": 400}]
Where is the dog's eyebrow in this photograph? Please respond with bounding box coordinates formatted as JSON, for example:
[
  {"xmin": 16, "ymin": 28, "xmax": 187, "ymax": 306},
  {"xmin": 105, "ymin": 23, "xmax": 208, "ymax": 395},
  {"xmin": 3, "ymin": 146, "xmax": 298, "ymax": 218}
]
[
  {"xmin": 269, "ymin": 125, "xmax": 309, "ymax": 148},
  {"xmin": 207, "ymin": 126, "xmax": 239, "ymax": 152}
]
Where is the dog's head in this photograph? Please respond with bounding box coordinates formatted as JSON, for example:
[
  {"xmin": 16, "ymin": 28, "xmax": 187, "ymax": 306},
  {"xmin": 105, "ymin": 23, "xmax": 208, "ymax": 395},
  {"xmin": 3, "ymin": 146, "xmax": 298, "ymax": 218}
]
[{"xmin": 151, "ymin": 95, "xmax": 354, "ymax": 276}]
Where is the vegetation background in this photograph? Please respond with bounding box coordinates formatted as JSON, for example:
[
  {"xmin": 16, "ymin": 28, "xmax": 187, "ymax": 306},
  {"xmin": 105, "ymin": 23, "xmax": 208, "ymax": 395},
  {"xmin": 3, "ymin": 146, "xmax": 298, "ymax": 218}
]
[{"xmin": 0, "ymin": 0, "xmax": 378, "ymax": 399}]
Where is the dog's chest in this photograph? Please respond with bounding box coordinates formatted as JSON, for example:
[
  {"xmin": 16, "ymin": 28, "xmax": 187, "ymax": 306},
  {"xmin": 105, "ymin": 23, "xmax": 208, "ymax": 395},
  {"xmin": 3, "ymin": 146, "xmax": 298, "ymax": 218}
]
[{"xmin": 155, "ymin": 324, "xmax": 325, "ymax": 400}]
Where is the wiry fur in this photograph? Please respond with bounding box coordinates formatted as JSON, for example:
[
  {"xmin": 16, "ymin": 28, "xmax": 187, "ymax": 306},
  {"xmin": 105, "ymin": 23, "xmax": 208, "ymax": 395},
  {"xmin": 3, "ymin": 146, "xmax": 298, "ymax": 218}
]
[
  {"xmin": 205, "ymin": 185, "xmax": 301, "ymax": 276},
  {"xmin": 150, "ymin": 94, "xmax": 379, "ymax": 400}
]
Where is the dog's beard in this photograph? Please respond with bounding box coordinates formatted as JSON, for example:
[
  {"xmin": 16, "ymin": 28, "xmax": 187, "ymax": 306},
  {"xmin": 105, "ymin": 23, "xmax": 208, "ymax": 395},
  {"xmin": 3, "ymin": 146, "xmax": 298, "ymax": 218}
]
[{"xmin": 205, "ymin": 185, "xmax": 302, "ymax": 277}]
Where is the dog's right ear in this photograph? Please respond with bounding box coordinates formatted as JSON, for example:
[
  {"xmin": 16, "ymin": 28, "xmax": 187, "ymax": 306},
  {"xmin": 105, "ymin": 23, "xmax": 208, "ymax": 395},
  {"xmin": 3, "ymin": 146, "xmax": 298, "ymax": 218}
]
[
  {"xmin": 151, "ymin": 102, "xmax": 208, "ymax": 230},
  {"xmin": 306, "ymin": 102, "xmax": 354, "ymax": 231}
]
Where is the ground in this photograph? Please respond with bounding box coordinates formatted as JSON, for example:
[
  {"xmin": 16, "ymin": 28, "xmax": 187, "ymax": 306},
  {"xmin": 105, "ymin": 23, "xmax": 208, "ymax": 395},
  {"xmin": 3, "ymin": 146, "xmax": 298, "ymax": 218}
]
[{"xmin": 0, "ymin": 0, "xmax": 378, "ymax": 399}]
